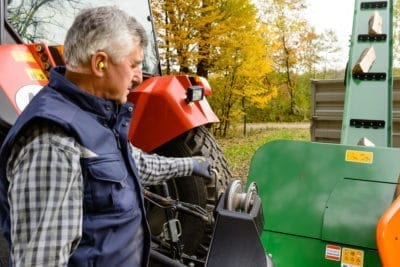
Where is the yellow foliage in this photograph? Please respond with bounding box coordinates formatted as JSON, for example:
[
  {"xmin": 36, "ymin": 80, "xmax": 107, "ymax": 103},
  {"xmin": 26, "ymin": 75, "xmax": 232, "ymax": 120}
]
[{"xmin": 152, "ymin": 0, "xmax": 279, "ymax": 132}]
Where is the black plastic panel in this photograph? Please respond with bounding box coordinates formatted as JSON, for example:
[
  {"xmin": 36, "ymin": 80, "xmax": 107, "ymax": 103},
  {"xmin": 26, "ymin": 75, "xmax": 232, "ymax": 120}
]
[
  {"xmin": 350, "ymin": 119, "xmax": 385, "ymax": 129},
  {"xmin": 352, "ymin": 72, "xmax": 386, "ymax": 81},
  {"xmin": 361, "ymin": 1, "xmax": 387, "ymax": 9},
  {"xmin": 358, "ymin": 34, "xmax": 387, "ymax": 42}
]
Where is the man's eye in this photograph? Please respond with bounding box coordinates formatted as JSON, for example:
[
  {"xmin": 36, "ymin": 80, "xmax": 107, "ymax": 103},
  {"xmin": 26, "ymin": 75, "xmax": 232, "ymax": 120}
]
[{"xmin": 131, "ymin": 63, "xmax": 143, "ymax": 70}]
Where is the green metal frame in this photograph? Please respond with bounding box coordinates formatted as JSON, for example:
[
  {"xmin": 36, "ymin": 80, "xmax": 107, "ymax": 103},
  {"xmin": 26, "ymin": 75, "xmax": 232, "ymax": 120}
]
[{"xmin": 341, "ymin": 0, "xmax": 394, "ymax": 147}]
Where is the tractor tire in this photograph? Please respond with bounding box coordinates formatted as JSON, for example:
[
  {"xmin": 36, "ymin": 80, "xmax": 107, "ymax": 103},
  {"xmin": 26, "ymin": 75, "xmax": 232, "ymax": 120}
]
[
  {"xmin": 0, "ymin": 234, "xmax": 7, "ymax": 267},
  {"xmin": 151, "ymin": 125, "xmax": 232, "ymax": 260},
  {"xmin": 0, "ymin": 126, "xmax": 9, "ymax": 267}
]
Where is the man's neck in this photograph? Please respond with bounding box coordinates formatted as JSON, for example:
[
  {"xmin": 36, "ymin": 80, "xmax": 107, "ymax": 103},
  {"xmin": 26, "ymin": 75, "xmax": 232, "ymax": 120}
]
[{"xmin": 65, "ymin": 68, "xmax": 98, "ymax": 96}]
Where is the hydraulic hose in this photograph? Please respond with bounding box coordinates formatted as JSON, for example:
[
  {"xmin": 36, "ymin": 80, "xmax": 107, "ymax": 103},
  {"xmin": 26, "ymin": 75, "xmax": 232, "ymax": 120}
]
[{"xmin": 149, "ymin": 249, "xmax": 186, "ymax": 267}]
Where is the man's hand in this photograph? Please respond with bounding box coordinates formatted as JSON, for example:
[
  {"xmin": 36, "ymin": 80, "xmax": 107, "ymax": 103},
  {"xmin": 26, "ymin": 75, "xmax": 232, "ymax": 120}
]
[{"xmin": 192, "ymin": 156, "xmax": 213, "ymax": 180}]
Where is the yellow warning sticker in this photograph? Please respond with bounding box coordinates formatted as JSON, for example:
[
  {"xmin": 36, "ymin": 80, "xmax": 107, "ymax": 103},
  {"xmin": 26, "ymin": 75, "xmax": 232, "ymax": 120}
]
[
  {"xmin": 341, "ymin": 247, "xmax": 364, "ymax": 267},
  {"xmin": 26, "ymin": 69, "xmax": 47, "ymax": 81},
  {"xmin": 345, "ymin": 150, "xmax": 373, "ymax": 164},
  {"xmin": 12, "ymin": 51, "xmax": 35, "ymax": 62}
]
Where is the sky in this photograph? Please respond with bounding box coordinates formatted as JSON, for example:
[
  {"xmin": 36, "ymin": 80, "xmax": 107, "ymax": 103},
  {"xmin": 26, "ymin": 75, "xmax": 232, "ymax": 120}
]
[{"xmin": 305, "ymin": 0, "xmax": 355, "ymax": 68}]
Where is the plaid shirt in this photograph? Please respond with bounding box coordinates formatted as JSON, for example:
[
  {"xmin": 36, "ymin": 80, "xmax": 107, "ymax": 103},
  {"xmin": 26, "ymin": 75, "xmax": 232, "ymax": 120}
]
[{"xmin": 6, "ymin": 123, "xmax": 193, "ymax": 266}]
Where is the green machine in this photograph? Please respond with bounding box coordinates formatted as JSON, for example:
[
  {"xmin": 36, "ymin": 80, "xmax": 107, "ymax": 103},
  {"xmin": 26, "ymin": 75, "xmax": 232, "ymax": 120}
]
[{"xmin": 246, "ymin": 0, "xmax": 400, "ymax": 266}]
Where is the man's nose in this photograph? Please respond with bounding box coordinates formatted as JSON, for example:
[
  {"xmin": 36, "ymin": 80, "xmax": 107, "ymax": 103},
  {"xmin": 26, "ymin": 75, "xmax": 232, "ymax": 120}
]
[{"xmin": 132, "ymin": 69, "xmax": 143, "ymax": 85}]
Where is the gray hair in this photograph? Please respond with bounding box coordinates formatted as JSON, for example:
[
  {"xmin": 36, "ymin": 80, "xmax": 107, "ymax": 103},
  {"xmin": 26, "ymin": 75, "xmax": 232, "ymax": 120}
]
[{"xmin": 64, "ymin": 6, "xmax": 148, "ymax": 68}]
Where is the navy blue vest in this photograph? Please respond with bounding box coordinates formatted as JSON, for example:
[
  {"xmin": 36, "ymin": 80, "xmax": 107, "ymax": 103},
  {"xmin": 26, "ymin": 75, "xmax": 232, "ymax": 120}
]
[{"xmin": 0, "ymin": 67, "xmax": 150, "ymax": 266}]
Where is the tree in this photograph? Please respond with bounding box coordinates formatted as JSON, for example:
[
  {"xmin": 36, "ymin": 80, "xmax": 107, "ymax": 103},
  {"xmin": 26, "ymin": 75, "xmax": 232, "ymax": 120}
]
[
  {"xmin": 257, "ymin": 0, "xmax": 316, "ymax": 118},
  {"xmin": 314, "ymin": 29, "xmax": 343, "ymax": 79},
  {"xmin": 7, "ymin": 0, "xmax": 81, "ymax": 43},
  {"xmin": 196, "ymin": 0, "xmax": 219, "ymax": 78},
  {"xmin": 151, "ymin": 0, "xmax": 221, "ymax": 75},
  {"xmin": 207, "ymin": 0, "xmax": 275, "ymax": 136},
  {"xmin": 153, "ymin": 0, "xmax": 276, "ymax": 136},
  {"xmin": 297, "ymin": 29, "xmax": 320, "ymax": 77},
  {"xmin": 393, "ymin": 0, "xmax": 400, "ymax": 68}
]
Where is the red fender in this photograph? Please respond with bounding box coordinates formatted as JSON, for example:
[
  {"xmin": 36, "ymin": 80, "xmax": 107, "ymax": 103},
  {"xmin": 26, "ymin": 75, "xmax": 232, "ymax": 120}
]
[{"xmin": 127, "ymin": 75, "xmax": 219, "ymax": 152}]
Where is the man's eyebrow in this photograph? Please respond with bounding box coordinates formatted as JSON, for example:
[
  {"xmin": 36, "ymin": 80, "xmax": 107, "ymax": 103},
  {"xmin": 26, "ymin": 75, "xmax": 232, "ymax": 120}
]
[
  {"xmin": 131, "ymin": 59, "xmax": 144, "ymax": 64},
  {"xmin": 133, "ymin": 59, "xmax": 143, "ymax": 65}
]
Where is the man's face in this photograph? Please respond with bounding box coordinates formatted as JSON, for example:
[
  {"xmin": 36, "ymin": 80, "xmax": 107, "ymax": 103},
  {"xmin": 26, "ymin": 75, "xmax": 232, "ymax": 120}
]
[{"xmin": 104, "ymin": 42, "xmax": 144, "ymax": 104}]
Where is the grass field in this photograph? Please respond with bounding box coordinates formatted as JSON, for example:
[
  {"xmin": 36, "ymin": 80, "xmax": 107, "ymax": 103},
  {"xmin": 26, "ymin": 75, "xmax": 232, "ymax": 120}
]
[{"xmin": 216, "ymin": 126, "xmax": 310, "ymax": 180}]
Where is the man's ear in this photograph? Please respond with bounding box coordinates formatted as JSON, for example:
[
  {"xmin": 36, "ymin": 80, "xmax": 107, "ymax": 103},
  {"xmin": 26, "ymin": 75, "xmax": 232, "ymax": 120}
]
[{"xmin": 91, "ymin": 51, "xmax": 108, "ymax": 77}]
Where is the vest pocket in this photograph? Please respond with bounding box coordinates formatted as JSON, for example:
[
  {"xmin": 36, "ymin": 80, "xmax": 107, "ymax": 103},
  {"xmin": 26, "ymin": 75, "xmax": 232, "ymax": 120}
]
[{"xmin": 83, "ymin": 154, "xmax": 136, "ymax": 214}]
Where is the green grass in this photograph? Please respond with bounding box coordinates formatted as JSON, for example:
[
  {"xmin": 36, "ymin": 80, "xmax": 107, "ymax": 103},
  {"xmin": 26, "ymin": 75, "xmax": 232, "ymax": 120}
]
[{"xmin": 216, "ymin": 127, "xmax": 310, "ymax": 180}]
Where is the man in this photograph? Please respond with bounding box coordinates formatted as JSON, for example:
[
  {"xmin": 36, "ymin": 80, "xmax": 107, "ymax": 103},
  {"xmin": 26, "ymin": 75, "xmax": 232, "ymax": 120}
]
[{"xmin": 0, "ymin": 6, "xmax": 211, "ymax": 267}]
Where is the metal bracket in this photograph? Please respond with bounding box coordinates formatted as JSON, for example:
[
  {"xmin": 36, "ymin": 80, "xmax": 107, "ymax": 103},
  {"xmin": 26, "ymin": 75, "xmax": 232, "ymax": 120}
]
[{"xmin": 162, "ymin": 219, "xmax": 182, "ymax": 242}]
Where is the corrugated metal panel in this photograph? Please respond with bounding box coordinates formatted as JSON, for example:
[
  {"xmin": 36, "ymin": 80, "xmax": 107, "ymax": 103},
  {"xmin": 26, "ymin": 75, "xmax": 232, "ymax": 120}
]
[{"xmin": 311, "ymin": 78, "xmax": 400, "ymax": 146}]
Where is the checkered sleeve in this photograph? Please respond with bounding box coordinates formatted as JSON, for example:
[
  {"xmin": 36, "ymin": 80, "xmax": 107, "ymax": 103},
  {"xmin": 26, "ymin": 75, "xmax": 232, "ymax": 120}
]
[
  {"xmin": 129, "ymin": 144, "xmax": 193, "ymax": 186},
  {"xmin": 6, "ymin": 123, "xmax": 83, "ymax": 267}
]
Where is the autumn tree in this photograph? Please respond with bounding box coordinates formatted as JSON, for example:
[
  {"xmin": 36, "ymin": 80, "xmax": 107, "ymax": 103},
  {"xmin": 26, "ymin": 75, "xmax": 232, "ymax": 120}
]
[
  {"xmin": 151, "ymin": 0, "xmax": 222, "ymax": 75},
  {"xmin": 394, "ymin": 0, "xmax": 400, "ymax": 69},
  {"xmin": 206, "ymin": 0, "xmax": 275, "ymax": 136},
  {"xmin": 153, "ymin": 0, "xmax": 276, "ymax": 136},
  {"xmin": 196, "ymin": 0, "xmax": 218, "ymax": 78},
  {"xmin": 297, "ymin": 29, "xmax": 320, "ymax": 76},
  {"xmin": 257, "ymin": 0, "xmax": 317, "ymax": 119}
]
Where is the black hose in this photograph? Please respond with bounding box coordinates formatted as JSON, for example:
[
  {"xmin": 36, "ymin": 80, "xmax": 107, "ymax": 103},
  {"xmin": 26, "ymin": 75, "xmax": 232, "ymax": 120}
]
[{"xmin": 149, "ymin": 249, "xmax": 187, "ymax": 267}]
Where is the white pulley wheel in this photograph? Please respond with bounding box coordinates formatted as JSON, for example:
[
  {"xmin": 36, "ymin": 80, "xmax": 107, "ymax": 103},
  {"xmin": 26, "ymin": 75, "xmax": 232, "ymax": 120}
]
[
  {"xmin": 225, "ymin": 180, "xmax": 244, "ymax": 211},
  {"xmin": 244, "ymin": 182, "xmax": 258, "ymax": 213}
]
